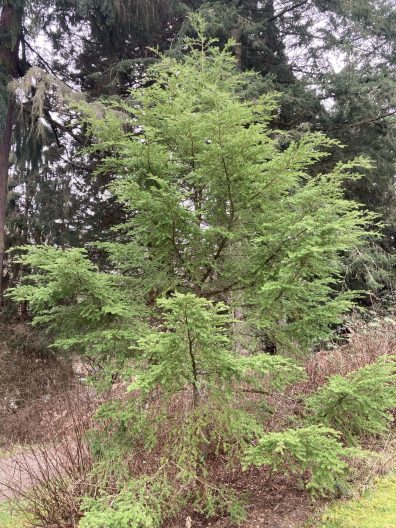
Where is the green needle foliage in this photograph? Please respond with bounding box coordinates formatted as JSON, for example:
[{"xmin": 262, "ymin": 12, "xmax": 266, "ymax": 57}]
[
  {"xmin": 307, "ymin": 357, "xmax": 396, "ymax": 445},
  {"xmin": 8, "ymin": 246, "xmax": 141, "ymax": 373},
  {"xmin": 79, "ymin": 476, "xmax": 171, "ymax": 528},
  {"xmin": 8, "ymin": 19, "xmax": 379, "ymax": 524},
  {"xmin": 130, "ymin": 293, "xmax": 303, "ymax": 402},
  {"xmin": 82, "ymin": 293, "xmax": 303, "ymax": 525},
  {"xmin": 11, "ymin": 21, "xmax": 375, "ymax": 355},
  {"xmin": 78, "ymin": 19, "xmax": 375, "ymax": 353},
  {"xmin": 244, "ymin": 425, "xmax": 362, "ymax": 497},
  {"xmin": 130, "ymin": 293, "xmax": 237, "ymax": 403},
  {"xmin": 9, "ymin": 246, "xmax": 130, "ymax": 332}
]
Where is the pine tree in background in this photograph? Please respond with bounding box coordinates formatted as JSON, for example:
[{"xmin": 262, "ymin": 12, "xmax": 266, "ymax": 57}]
[{"xmin": 0, "ymin": 0, "xmax": 25, "ymax": 302}]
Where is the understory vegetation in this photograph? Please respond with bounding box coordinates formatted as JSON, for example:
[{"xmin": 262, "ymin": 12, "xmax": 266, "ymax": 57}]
[
  {"xmin": 0, "ymin": 500, "xmax": 31, "ymax": 528},
  {"xmin": 1, "ymin": 21, "xmax": 395, "ymax": 528},
  {"xmin": 321, "ymin": 474, "xmax": 396, "ymax": 528}
]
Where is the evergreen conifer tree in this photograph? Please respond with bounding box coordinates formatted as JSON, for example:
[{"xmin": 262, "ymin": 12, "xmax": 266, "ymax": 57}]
[
  {"xmin": 11, "ymin": 26, "xmax": 376, "ymax": 357},
  {"xmin": 8, "ymin": 22, "xmax": 383, "ymax": 525}
]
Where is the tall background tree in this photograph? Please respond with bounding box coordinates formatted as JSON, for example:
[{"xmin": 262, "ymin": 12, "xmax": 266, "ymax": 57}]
[{"xmin": 0, "ymin": 0, "xmax": 25, "ymax": 301}]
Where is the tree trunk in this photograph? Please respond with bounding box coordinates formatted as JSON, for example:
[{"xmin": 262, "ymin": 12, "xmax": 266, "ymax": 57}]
[
  {"xmin": 19, "ymin": 174, "xmax": 30, "ymax": 319},
  {"xmin": 0, "ymin": 96, "xmax": 14, "ymax": 303},
  {"xmin": 230, "ymin": 27, "xmax": 242, "ymax": 70},
  {"xmin": 0, "ymin": 2, "xmax": 24, "ymax": 303}
]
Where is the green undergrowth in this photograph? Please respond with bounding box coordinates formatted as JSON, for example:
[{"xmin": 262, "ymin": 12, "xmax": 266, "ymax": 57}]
[
  {"xmin": 0, "ymin": 444, "xmax": 30, "ymax": 459},
  {"xmin": 321, "ymin": 473, "xmax": 396, "ymax": 528},
  {"xmin": 0, "ymin": 501, "xmax": 29, "ymax": 528}
]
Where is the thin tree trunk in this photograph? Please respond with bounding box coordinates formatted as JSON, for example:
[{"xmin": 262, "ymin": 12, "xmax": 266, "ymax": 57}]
[
  {"xmin": 0, "ymin": 96, "xmax": 14, "ymax": 303},
  {"xmin": 230, "ymin": 27, "xmax": 242, "ymax": 70},
  {"xmin": 19, "ymin": 174, "xmax": 29, "ymax": 318}
]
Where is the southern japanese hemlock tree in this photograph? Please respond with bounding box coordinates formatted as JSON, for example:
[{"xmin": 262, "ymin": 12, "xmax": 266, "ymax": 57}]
[{"xmin": 9, "ymin": 23, "xmax": 378, "ymax": 524}]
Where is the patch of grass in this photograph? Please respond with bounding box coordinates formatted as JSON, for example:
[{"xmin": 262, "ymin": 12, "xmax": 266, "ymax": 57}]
[
  {"xmin": 0, "ymin": 443, "xmax": 29, "ymax": 459},
  {"xmin": 0, "ymin": 501, "xmax": 29, "ymax": 528},
  {"xmin": 321, "ymin": 473, "xmax": 396, "ymax": 528}
]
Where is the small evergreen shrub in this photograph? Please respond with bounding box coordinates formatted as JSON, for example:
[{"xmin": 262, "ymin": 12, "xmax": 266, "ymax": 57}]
[
  {"xmin": 244, "ymin": 425, "xmax": 362, "ymax": 496},
  {"xmin": 79, "ymin": 292, "xmax": 304, "ymax": 525},
  {"xmin": 79, "ymin": 477, "xmax": 170, "ymax": 528},
  {"xmin": 80, "ymin": 471, "xmax": 246, "ymax": 528},
  {"xmin": 306, "ymin": 357, "xmax": 396, "ymax": 444}
]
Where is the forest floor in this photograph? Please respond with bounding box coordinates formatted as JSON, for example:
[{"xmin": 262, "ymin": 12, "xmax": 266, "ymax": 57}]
[
  {"xmin": 1, "ymin": 451, "xmax": 396, "ymax": 528},
  {"xmin": 1, "ymin": 319, "xmax": 396, "ymax": 527},
  {"xmin": 199, "ymin": 470, "xmax": 322, "ymax": 528}
]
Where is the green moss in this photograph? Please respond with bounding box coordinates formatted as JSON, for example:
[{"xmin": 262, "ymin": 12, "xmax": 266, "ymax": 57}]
[{"xmin": 321, "ymin": 474, "xmax": 396, "ymax": 528}]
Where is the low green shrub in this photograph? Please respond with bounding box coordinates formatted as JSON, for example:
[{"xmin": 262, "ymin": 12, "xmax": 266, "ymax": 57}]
[
  {"xmin": 306, "ymin": 357, "xmax": 396, "ymax": 444},
  {"xmin": 79, "ymin": 470, "xmax": 246, "ymax": 528},
  {"xmin": 244, "ymin": 425, "xmax": 362, "ymax": 496},
  {"xmin": 79, "ymin": 477, "xmax": 169, "ymax": 528}
]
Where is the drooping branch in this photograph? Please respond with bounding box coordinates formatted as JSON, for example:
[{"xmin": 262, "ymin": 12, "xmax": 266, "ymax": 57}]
[
  {"xmin": 327, "ymin": 109, "xmax": 396, "ymax": 131},
  {"xmin": 251, "ymin": 0, "xmax": 311, "ymax": 20}
]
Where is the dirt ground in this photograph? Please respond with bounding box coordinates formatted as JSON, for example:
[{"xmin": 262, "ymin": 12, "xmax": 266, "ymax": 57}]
[
  {"xmin": 165, "ymin": 468, "xmax": 323, "ymax": 528},
  {"xmin": 0, "ymin": 449, "xmax": 321, "ymax": 526}
]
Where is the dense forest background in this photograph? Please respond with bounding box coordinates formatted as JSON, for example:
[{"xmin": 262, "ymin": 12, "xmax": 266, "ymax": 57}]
[{"xmin": 1, "ymin": 0, "xmax": 395, "ymax": 310}]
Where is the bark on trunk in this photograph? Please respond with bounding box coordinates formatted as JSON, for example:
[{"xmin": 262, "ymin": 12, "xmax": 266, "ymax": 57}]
[
  {"xmin": 230, "ymin": 27, "xmax": 242, "ymax": 70},
  {"xmin": 0, "ymin": 96, "xmax": 14, "ymax": 303}
]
